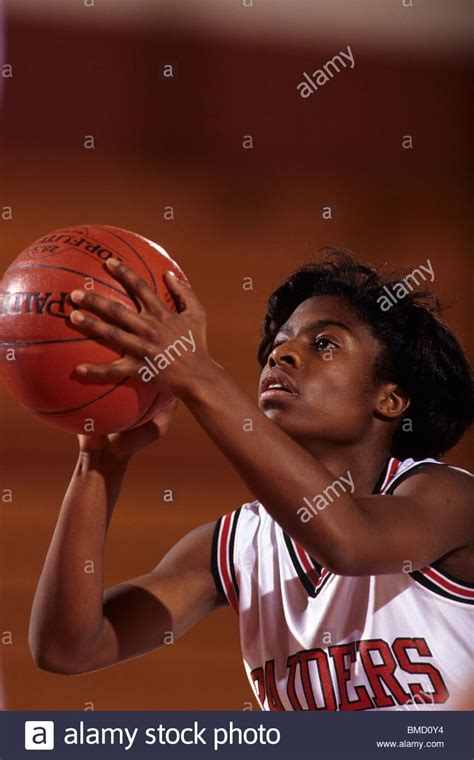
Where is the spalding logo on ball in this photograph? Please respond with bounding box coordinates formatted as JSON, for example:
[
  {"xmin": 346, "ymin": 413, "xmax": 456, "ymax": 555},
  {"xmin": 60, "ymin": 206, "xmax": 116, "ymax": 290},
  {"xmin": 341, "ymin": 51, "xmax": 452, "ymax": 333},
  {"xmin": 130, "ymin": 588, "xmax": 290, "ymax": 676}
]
[{"xmin": 0, "ymin": 225, "xmax": 189, "ymax": 434}]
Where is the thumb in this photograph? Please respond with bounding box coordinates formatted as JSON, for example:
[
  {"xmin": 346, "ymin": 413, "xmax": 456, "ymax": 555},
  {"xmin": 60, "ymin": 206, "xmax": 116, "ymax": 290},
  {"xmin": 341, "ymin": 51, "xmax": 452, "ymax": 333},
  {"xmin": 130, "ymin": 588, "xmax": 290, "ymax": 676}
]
[
  {"xmin": 77, "ymin": 433, "xmax": 109, "ymax": 451},
  {"xmin": 153, "ymin": 396, "xmax": 179, "ymax": 425}
]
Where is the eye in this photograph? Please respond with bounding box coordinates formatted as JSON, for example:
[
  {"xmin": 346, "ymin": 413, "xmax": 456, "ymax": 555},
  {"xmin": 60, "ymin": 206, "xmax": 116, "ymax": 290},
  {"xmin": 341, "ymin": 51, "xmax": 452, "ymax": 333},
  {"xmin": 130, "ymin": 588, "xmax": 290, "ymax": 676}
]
[
  {"xmin": 272, "ymin": 339, "xmax": 286, "ymax": 351},
  {"xmin": 313, "ymin": 336, "xmax": 338, "ymax": 351}
]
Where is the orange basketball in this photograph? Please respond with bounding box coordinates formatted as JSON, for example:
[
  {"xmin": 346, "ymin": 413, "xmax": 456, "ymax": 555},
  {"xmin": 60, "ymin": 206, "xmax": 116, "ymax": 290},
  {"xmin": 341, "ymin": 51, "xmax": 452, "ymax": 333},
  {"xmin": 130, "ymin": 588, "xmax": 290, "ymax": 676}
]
[{"xmin": 0, "ymin": 224, "xmax": 188, "ymax": 434}]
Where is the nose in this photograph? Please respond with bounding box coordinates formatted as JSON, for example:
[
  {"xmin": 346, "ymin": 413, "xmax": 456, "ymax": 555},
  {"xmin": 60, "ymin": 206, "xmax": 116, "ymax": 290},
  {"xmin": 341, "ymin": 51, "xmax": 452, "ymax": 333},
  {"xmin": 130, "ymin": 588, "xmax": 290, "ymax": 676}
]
[{"xmin": 268, "ymin": 342, "xmax": 303, "ymax": 370}]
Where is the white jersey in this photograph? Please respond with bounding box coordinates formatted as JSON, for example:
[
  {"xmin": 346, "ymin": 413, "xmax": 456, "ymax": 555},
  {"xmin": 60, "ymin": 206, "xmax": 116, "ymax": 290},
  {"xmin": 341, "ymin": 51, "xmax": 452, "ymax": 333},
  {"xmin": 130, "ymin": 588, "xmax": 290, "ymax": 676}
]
[{"xmin": 212, "ymin": 457, "xmax": 474, "ymax": 711}]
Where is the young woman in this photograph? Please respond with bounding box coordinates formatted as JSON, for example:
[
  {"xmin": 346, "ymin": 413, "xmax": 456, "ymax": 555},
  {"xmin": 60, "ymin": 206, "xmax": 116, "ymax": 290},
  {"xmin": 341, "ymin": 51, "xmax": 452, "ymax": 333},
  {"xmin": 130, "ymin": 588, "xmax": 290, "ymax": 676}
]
[{"xmin": 29, "ymin": 251, "xmax": 473, "ymax": 711}]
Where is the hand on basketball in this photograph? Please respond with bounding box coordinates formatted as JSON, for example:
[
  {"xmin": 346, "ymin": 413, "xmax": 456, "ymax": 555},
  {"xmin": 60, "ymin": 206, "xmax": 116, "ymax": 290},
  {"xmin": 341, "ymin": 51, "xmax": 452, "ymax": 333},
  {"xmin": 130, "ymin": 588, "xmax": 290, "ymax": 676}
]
[
  {"xmin": 69, "ymin": 259, "xmax": 213, "ymax": 395},
  {"xmin": 77, "ymin": 397, "xmax": 179, "ymax": 461}
]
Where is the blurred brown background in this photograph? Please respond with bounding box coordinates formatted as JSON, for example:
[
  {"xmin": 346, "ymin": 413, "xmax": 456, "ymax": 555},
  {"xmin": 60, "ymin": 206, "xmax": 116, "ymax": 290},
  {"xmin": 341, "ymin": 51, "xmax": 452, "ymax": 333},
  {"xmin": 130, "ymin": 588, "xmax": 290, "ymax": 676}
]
[{"xmin": 0, "ymin": 0, "xmax": 472, "ymax": 710}]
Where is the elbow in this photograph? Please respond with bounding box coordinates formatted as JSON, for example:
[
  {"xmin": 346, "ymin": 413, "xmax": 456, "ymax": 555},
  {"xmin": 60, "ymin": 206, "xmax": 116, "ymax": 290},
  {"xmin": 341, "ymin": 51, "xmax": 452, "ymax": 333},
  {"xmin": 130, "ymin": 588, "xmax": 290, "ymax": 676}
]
[
  {"xmin": 29, "ymin": 634, "xmax": 92, "ymax": 676},
  {"xmin": 318, "ymin": 540, "xmax": 364, "ymax": 577},
  {"xmin": 32, "ymin": 655, "xmax": 74, "ymax": 676},
  {"xmin": 324, "ymin": 558, "xmax": 358, "ymax": 577},
  {"xmin": 30, "ymin": 645, "xmax": 85, "ymax": 676}
]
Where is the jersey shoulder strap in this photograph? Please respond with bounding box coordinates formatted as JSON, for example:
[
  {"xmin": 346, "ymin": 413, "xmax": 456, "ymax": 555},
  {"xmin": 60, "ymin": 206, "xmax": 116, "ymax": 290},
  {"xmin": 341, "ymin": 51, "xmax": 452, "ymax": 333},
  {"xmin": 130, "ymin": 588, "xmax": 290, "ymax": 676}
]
[
  {"xmin": 380, "ymin": 456, "xmax": 443, "ymax": 495},
  {"xmin": 211, "ymin": 501, "xmax": 261, "ymax": 612}
]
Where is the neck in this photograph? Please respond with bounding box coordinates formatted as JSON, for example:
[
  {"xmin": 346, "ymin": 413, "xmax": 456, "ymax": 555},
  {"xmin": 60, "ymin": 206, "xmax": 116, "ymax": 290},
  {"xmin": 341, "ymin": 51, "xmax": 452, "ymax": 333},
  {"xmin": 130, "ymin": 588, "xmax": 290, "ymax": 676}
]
[{"xmin": 292, "ymin": 435, "xmax": 394, "ymax": 497}]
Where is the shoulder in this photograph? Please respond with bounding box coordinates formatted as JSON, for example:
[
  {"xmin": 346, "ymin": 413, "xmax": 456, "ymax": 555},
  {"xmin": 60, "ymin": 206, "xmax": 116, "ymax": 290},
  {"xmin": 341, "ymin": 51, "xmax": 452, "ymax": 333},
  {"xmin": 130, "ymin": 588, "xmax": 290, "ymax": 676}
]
[{"xmin": 390, "ymin": 458, "xmax": 473, "ymax": 514}]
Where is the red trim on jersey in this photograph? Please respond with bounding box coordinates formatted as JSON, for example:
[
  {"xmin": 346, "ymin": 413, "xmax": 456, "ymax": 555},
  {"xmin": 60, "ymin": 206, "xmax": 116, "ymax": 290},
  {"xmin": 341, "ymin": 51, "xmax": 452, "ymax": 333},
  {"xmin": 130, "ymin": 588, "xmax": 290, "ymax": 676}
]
[
  {"xmin": 419, "ymin": 566, "xmax": 474, "ymax": 600},
  {"xmin": 218, "ymin": 513, "xmax": 239, "ymax": 614},
  {"xmin": 315, "ymin": 567, "xmax": 330, "ymax": 590},
  {"xmin": 380, "ymin": 457, "xmax": 401, "ymax": 492},
  {"xmin": 290, "ymin": 537, "xmax": 333, "ymax": 597},
  {"xmin": 294, "ymin": 542, "xmax": 321, "ymax": 588}
]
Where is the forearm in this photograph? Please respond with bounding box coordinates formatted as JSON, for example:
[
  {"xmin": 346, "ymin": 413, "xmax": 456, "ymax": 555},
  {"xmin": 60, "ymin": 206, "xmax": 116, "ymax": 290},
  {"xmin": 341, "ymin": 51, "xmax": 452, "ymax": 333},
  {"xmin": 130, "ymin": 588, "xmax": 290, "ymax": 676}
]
[
  {"xmin": 181, "ymin": 363, "xmax": 361, "ymax": 567},
  {"xmin": 29, "ymin": 450, "xmax": 128, "ymax": 663}
]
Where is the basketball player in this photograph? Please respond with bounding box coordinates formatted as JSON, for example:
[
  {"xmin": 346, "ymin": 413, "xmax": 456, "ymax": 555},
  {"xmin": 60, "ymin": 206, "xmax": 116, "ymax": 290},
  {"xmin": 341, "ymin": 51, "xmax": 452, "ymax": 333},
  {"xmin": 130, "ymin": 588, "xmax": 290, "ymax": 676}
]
[{"xmin": 30, "ymin": 252, "xmax": 474, "ymax": 711}]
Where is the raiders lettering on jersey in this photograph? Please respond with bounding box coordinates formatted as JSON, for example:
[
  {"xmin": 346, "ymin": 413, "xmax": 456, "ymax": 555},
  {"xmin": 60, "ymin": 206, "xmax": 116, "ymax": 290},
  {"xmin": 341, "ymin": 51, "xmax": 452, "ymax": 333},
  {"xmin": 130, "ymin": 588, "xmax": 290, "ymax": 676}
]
[
  {"xmin": 212, "ymin": 458, "xmax": 474, "ymax": 711},
  {"xmin": 251, "ymin": 638, "xmax": 448, "ymax": 711}
]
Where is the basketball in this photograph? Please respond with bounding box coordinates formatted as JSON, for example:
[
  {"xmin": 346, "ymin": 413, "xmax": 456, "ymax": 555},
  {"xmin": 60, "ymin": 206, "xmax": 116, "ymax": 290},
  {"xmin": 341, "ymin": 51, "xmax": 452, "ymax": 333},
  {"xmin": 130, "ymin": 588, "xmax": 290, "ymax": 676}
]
[{"xmin": 0, "ymin": 224, "xmax": 189, "ymax": 434}]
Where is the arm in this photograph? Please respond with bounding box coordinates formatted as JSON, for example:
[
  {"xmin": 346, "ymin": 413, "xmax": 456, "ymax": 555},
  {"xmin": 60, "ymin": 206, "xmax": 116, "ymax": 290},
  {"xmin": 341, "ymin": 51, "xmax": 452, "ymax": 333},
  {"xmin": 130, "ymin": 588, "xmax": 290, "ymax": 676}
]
[
  {"xmin": 67, "ymin": 262, "xmax": 474, "ymax": 577},
  {"xmin": 29, "ymin": 411, "xmax": 224, "ymax": 676},
  {"xmin": 181, "ymin": 369, "xmax": 474, "ymax": 575}
]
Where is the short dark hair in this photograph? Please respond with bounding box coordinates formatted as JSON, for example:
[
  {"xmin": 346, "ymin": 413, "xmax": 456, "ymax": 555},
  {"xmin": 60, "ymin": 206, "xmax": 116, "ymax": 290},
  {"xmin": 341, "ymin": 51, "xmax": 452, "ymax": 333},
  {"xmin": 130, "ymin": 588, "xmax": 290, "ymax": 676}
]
[{"xmin": 257, "ymin": 249, "xmax": 474, "ymax": 459}]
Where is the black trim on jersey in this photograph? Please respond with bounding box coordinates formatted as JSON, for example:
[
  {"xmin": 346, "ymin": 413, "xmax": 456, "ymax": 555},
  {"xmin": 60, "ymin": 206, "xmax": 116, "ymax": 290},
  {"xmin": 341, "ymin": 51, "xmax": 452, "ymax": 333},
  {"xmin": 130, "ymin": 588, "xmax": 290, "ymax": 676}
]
[
  {"xmin": 282, "ymin": 533, "xmax": 332, "ymax": 599},
  {"xmin": 211, "ymin": 516, "xmax": 226, "ymax": 600},
  {"xmin": 309, "ymin": 555, "xmax": 323, "ymax": 574},
  {"xmin": 384, "ymin": 462, "xmax": 444, "ymax": 495},
  {"xmin": 431, "ymin": 560, "xmax": 474, "ymax": 589},
  {"xmin": 283, "ymin": 532, "xmax": 316, "ymax": 597},
  {"xmin": 229, "ymin": 508, "xmax": 241, "ymax": 600},
  {"xmin": 312, "ymin": 569, "xmax": 333, "ymax": 598},
  {"xmin": 409, "ymin": 570, "xmax": 474, "ymax": 606},
  {"xmin": 210, "ymin": 508, "xmax": 242, "ymax": 605},
  {"xmin": 372, "ymin": 458, "xmax": 392, "ymax": 494}
]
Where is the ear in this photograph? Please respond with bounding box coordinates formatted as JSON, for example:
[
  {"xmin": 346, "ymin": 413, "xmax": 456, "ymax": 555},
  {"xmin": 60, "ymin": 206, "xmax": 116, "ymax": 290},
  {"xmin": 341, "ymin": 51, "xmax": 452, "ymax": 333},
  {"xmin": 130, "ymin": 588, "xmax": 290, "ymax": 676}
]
[{"xmin": 375, "ymin": 384, "xmax": 410, "ymax": 421}]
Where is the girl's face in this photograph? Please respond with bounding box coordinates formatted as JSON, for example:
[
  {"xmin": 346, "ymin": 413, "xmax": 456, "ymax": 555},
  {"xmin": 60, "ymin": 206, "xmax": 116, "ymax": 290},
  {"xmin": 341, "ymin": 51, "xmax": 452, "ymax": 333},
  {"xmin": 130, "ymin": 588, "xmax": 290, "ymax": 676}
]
[{"xmin": 258, "ymin": 295, "xmax": 389, "ymax": 447}]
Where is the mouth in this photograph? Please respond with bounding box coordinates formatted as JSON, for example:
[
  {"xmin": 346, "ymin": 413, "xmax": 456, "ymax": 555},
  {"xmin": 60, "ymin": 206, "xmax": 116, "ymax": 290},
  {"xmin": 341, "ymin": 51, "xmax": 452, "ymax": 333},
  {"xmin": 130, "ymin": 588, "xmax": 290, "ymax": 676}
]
[{"xmin": 259, "ymin": 371, "xmax": 298, "ymax": 400}]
